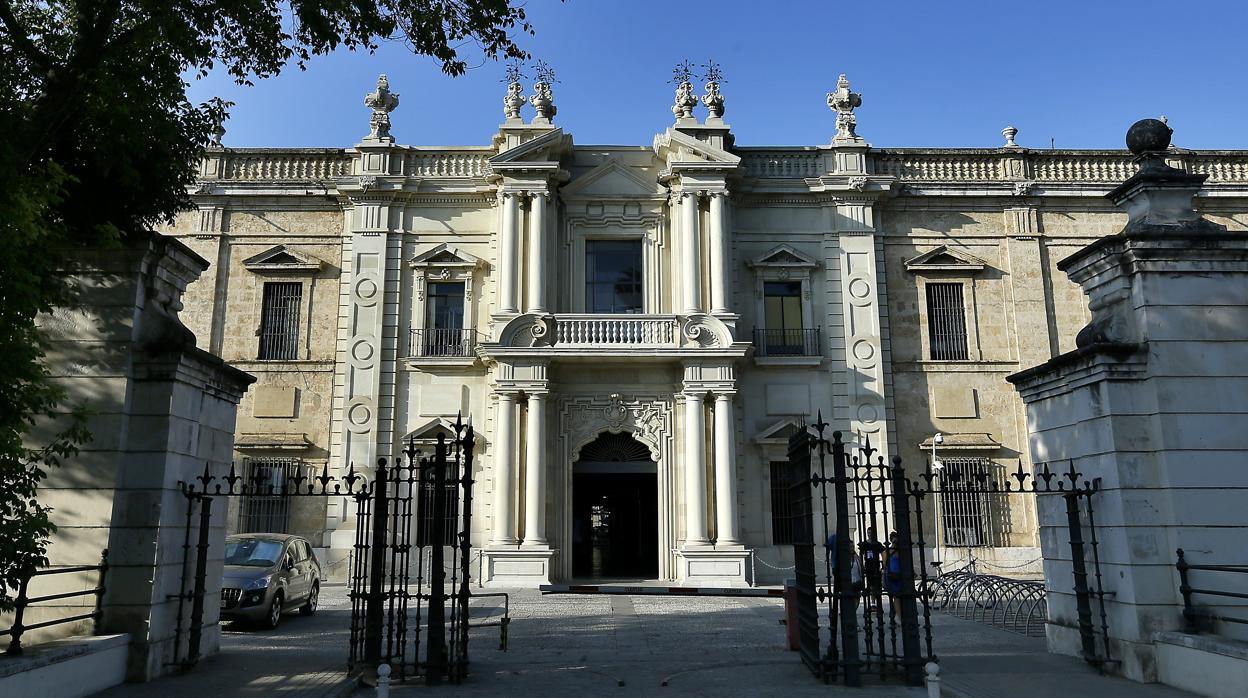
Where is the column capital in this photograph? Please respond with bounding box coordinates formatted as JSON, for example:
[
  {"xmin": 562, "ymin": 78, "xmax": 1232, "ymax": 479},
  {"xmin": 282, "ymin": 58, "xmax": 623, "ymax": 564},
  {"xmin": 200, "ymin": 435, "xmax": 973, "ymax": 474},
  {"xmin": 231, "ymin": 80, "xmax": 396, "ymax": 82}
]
[
  {"xmin": 681, "ymin": 387, "xmax": 710, "ymax": 400},
  {"xmin": 680, "ymin": 190, "xmax": 701, "ymax": 201},
  {"xmin": 528, "ymin": 190, "xmax": 551, "ymax": 200},
  {"xmin": 492, "ymin": 389, "xmax": 521, "ymax": 401},
  {"xmin": 713, "ymin": 390, "xmax": 737, "ymax": 400}
]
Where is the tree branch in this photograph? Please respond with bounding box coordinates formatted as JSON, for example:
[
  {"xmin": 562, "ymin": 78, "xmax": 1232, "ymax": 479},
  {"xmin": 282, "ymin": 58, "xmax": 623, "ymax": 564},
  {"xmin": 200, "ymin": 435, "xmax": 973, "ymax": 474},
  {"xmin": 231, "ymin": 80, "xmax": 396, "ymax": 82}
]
[{"xmin": 0, "ymin": 0, "xmax": 54, "ymax": 72}]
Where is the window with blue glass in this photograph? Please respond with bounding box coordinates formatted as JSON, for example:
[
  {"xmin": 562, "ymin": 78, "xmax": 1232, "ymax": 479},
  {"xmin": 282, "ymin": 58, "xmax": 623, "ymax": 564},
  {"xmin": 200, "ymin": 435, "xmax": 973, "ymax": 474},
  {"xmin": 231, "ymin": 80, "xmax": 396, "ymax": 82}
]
[{"xmin": 585, "ymin": 240, "xmax": 644, "ymax": 313}]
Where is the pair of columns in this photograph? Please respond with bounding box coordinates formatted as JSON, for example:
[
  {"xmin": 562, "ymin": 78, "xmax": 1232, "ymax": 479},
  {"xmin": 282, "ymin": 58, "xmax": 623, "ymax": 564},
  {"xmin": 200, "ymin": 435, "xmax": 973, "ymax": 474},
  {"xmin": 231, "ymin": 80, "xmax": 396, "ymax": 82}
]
[
  {"xmin": 677, "ymin": 190, "xmax": 730, "ymax": 316},
  {"xmin": 497, "ymin": 191, "xmax": 549, "ymax": 314},
  {"xmin": 682, "ymin": 389, "xmax": 740, "ymax": 547},
  {"xmin": 490, "ymin": 390, "xmax": 547, "ymax": 547}
]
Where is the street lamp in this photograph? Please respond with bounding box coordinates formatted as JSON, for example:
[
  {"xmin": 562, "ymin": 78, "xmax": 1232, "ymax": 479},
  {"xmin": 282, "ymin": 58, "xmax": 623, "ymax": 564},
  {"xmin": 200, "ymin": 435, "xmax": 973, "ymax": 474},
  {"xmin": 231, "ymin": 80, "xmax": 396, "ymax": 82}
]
[{"xmin": 930, "ymin": 433, "xmax": 944, "ymax": 569}]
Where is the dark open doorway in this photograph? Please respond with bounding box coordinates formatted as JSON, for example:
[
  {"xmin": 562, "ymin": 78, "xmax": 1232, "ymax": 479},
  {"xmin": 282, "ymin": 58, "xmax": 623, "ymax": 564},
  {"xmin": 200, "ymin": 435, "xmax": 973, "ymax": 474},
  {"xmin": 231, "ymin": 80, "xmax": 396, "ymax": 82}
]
[
  {"xmin": 571, "ymin": 432, "xmax": 659, "ymax": 580},
  {"xmin": 572, "ymin": 472, "xmax": 659, "ymax": 579}
]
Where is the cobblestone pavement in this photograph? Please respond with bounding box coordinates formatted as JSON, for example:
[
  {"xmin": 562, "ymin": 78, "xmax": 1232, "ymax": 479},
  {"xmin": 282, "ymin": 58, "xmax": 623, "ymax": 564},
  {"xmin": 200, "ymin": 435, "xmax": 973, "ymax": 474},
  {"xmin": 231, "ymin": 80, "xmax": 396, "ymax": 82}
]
[{"xmin": 95, "ymin": 585, "xmax": 1198, "ymax": 697}]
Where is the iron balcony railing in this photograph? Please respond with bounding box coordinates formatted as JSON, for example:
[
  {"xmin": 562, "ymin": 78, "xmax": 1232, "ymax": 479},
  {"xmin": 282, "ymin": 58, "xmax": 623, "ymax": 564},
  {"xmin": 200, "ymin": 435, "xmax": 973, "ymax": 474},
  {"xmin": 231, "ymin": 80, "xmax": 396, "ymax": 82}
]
[
  {"xmin": 1, "ymin": 550, "xmax": 109, "ymax": 655},
  {"xmin": 753, "ymin": 328, "xmax": 822, "ymax": 357},
  {"xmin": 1176, "ymin": 548, "xmax": 1248, "ymax": 632},
  {"xmin": 410, "ymin": 327, "xmax": 476, "ymax": 358}
]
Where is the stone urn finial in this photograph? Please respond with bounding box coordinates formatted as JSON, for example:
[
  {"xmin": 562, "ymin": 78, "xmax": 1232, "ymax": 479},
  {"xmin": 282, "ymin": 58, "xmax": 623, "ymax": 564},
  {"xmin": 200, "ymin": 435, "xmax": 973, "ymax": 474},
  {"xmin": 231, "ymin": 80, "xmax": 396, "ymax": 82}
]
[
  {"xmin": 700, "ymin": 60, "xmax": 725, "ymax": 120},
  {"xmin": 827, "ymin": 73, "xmax": 863, "ymax": 143},
  {"xmin": 530, "ymin": 61, "xmax": 558, "ymax": 124},
  {"xmin": 502, "ymin": 63, "xmax": 528, "ymax": 121},
  {"xmin": 363, "ymin": 74, "xmax": 400, "ymax": 142},
  {"xmin": 671, "ymin": 60, "xmax": 697, "ymax": 122},
  {"xmin": 1002, "ymin": 125, "xmax": 1019, "ymax": 148}
]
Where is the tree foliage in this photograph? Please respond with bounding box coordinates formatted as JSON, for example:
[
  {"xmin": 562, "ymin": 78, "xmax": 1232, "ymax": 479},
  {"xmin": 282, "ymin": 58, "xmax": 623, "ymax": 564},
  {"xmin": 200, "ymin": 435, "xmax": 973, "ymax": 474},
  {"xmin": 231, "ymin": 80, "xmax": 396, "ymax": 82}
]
[{"xmin": 0, "ymin": 0, "xmax": 537, "ymax": 611}]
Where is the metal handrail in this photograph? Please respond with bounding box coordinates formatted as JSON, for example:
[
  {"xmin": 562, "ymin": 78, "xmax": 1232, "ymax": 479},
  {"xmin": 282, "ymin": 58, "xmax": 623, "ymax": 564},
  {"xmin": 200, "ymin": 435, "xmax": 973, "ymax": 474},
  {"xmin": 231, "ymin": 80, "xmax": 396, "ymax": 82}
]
[
  {"xmin": 1177, "ymin": 548, "xmax": 1248, "ymax": 632},
  {"xmin": 468, "ymin": 592, "xmax": 511, "ymax": 651},
  {"xmin": 753, "ymin": 327, "xmax": 822, "ymax": 357},
  {"xmin": 409, "ymin": 328, "xmax": 476, "ymax": 358},
  {"xmin": 1, "ymin": 549, "xmax": 109, "ymax": 655}
]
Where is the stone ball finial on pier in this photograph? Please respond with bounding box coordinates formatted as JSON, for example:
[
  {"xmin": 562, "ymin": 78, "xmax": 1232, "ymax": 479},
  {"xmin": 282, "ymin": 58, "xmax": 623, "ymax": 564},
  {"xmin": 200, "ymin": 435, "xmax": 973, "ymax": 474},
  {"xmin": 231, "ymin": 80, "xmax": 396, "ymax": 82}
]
[
  {"xmin": 1108, "ymin": 117, "xmax": 1218, "ymax": 233},
  {"xmin": 363, "ymin": 74, "xmax": 400, "ymax": 143},
  {"xmin": 1126, "ymin": 117, "xmax": 1173, "ymax": 156}
]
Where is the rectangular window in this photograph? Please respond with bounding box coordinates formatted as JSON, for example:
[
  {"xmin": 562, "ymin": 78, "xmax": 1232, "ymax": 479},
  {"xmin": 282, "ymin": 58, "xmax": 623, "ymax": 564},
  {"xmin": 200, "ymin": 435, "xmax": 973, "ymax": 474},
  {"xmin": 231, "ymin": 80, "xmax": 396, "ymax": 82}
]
[
  {"xmin": 421, "ymin": 281, "xmax": 468, "ymax": 357},
  {"xmin": 769, "ymin": 461, "xmax": 794, "ymax": 545},
  {"xmin": 761, "ymin": 281, "xmax": 806, "ymax": 355},
  {"xmin": 585, "ymin": 240, "xmax": 644, "ymax": 313},
  {"xmin": 238, "ymin": 458, "xmax": 301, "ymax": 534},
  {"xmin": 938, "ymin": 458, "xmax": 999, "ymax": 548},
  {"xmin": 417, "ymin": 477, "xmax": 459, "ymax": 547},
  {"xmin": 258, "ymin": 281, "xmax": 302, "ymax": 360},
  {"xmin": 926, "ymin": 282, "xmax": 969, "ymax": 360}
]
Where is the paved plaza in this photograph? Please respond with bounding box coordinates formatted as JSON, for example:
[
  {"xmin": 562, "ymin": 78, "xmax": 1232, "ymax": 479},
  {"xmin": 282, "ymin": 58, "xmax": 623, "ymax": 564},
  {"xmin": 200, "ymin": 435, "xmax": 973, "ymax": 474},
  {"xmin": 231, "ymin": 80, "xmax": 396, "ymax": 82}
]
[{"xmin": 95, "ymin": 585, "xmax": 1199, "ymax": 697}]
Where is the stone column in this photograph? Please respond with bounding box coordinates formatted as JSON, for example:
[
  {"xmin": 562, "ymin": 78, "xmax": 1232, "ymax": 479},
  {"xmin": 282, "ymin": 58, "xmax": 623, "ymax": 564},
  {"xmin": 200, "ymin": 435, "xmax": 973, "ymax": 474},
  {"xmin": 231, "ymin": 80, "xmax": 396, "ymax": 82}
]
[
  {"xmin": 683, "ymin": 390, "xmax": 710, "ymax": 546},
  {"xmin": 491, "ymin": 391, "xmax": 519, "ymax": 545},
  {"xmin": 681, "ymin": 191, "xmax": 703, "ymax": 314},
  {"xmin": 498, "ymin": 192, "xmax": 520, "ymax": 314},
  {"xmin": 526, "ymin": 192, "xmax": 548, "ymax": 313},
  {"xmin": 712, "ymin": 392, "xmax": 741, "ymax": 546},
  {"xmin": 708, "ymin": 192, "xmax": 730, "ymax": 314},
  {"xmin": 522, "ymin": 391, "xmax": 548, "ymax": 546}
]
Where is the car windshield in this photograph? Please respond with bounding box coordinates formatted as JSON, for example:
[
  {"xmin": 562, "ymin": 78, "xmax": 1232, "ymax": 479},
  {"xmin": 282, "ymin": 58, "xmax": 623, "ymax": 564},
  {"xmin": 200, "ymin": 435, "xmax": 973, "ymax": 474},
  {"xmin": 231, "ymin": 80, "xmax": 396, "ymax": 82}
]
[{"xmin": 224, "ymin": 538, "xmax": 285, "ymax": 567}]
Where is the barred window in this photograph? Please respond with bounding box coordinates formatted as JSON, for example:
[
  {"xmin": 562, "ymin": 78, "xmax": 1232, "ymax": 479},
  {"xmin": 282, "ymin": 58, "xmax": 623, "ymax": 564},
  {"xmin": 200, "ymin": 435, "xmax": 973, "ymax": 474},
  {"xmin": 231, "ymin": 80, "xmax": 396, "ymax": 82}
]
[
  {"xmin": 238, "ymin": 458, "xmax": 301, "ymax": 534},
  {"xmin": 258, "ymin": 282, "xmax": 302, "ymax": 360},
  {"xmin": 769, "ymin": 461, "xmax": 794, "ymax": 545},
  {"xmin": 417, "ymin": 477, "xmax": 459, "ymax": 547},
  {"xmin": 926, "ymin": 282, "xmax": 968, "ymax": 361},
  {"xmin": 938, "ymin": 458, "xmax": 998, "ymax": 548}
]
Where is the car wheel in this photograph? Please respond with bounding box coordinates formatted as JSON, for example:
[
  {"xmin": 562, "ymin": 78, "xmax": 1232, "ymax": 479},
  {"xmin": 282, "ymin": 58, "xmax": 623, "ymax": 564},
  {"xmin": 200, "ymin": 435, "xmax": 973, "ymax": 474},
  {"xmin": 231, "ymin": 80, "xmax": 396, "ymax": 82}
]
[
  {"xmin": 264, "ymin": 593, "xmax": 283, "ymax": 630},
  {"xmin": 300, "ymin": 582, "xmax": 319, "ymax": 616}
]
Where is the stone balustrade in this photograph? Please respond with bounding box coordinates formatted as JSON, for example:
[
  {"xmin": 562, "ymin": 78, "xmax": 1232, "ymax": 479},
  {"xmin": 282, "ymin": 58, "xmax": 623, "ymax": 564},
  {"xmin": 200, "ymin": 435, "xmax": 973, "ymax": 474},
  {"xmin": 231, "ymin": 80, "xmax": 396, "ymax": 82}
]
[
  {"xmin": 217, "ymin": 149, "xmax": 354, "ymax": 180},
  {"xmin": 403, "ymin": 150, "xmax": 492, "ymax": 178},
  {"xmin": 738, "ymin": 149, "xmax": 822, "ymax": 178},
  {"xmin": 554, "ymin": 315, "xmax": 678, "ymax": 346}
]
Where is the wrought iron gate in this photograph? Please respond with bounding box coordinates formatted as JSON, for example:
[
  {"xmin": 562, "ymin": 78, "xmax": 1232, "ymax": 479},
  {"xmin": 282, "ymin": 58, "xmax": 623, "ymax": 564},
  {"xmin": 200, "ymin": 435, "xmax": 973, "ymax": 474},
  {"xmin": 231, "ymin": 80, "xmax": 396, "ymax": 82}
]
[
  {"xmin": 786, "ymin": 414, "xmax": 1107, "ymax": 687},
  {"xmin": 173, "ymin": 416, "xmax": 477, "ymax": 685}
]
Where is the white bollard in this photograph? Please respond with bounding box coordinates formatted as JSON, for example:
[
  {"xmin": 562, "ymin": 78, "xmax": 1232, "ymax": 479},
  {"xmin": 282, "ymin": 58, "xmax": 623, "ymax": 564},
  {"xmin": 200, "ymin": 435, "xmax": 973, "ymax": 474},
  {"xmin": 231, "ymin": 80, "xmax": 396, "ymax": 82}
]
[
  {"xmin": 924, "ymin": 661, "xmax": 941, "ymax": 698},
  {"xmin": 376, "ymin": 663, "xmax": 391, "ymax": 698}
]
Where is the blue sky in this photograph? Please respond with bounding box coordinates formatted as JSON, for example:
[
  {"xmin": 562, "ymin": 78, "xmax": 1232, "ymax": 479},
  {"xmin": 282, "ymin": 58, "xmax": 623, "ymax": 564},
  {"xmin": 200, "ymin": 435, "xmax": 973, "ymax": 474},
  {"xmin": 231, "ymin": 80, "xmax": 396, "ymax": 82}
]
[{"xmin": 187, "ymin": 0, "xmax": 1248, "ymax": 150}]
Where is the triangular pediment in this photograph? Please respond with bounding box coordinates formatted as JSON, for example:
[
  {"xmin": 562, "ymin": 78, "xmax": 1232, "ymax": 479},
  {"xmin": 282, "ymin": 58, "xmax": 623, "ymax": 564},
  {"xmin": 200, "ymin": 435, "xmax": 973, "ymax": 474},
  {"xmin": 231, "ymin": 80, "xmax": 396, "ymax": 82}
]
[
  {"xmin": 748, "ymin": 244, "xmax": 820, "ymax": 269},
  {"xmin": 653, "ymin": 128, "xmax": 741, "ymax": 168},
  {"xmin": 905, "ymin": 246, "xmax": 988, "ymax": 273},
  {"xmin": 401, "ymin": 417, "xmax": 482, "ymax": 447},
  {"xmin": 489, "ymin": 128, "xmax": 572, "ymax": 165},
  {"xmin": 242, "ymin": 245, "xmax": 323, "ymax": 273},
  {"xmin": 754, "ymin": 419, "xmax": 807, "ymax": 445},
  {"xmin": 410, "ymin": 243, "xmax": 483, "ymax": 269},
  {"xmin": 561, "ymin": 157, "xmax": 664, "ymax": 199}
]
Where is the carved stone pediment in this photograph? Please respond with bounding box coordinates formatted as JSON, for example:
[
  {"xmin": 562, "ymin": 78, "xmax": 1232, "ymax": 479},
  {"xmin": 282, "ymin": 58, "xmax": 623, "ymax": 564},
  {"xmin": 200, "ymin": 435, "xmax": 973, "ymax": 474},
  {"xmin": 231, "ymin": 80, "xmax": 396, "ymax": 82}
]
[
  {"xmin": 561, "ymin": 394, "xmax": 672, "ymax": 462},
  {"xmin": 748, "ymin": 244, "xmax": 821, "ymax": 270},
  {"xmin": 488, "ymin": 127, "xmax": 572, "ymax": 167},
  {"xmin": 242, "ymin": 245, "xmax": 324, "ymax": 274},
  {"xmin": 409, "ymin": 243, "xmax": 484, "ymax": 270},
  {"xmin": 904, "ymin": 245, "xmax": 988, "ymax": 273},
  {"xmin": 561, "ymin": 157, "xmax": 665, "ymax": 199},
  {"xmin": 753, "ymin": 419, "xmax": 806, "ymax": 446}
]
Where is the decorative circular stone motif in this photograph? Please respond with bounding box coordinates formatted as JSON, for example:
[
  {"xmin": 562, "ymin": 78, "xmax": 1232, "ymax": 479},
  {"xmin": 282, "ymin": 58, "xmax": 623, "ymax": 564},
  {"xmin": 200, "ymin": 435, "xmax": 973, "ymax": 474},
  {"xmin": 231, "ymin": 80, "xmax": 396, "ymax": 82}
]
[
  {"xmin": 856, "ymin": 402, "xmax": 879, "ymax": 424},
  {"xmin": 346, "ymin": 399, "xmax": 374, "ymax": 433},
  {"xmin": 353, "ymin": 276, "xmax": 380, "ymax": 307},
  {"xmin": 349, "ymin": 338, "xmax": 375, "ymax": 366},
  {"xmin": 848, "ymin": 277, "xmax": 871, "ymax": 300},
  {"xmin": 852, "ymin": 339, "xmax": 876, "ymax": 363},
  {"xmin": 1126, "ymin": 118, "xmax": 1172, "ymax": 155}
]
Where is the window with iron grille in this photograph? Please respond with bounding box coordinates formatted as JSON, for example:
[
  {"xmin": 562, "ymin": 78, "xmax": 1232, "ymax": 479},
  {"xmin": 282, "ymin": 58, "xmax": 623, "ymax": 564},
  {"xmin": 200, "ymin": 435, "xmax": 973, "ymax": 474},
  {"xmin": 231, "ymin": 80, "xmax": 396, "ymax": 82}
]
[
  {"xmin": 258, "ymin": 282, "xmax": 302, "ymax": 360},
  {"xmin": 417, "ymin": 476, "xmax": 459, "ymax": 547},
  {"xmin": 925, "ymin": 282, "xmax": 969, "ymax": 361},
  {"xmin": 769, "ymin": 461, "xmax": 794, "ymax": 545},
  {"xmin": 938, "ymin": 458, "xmax": 997, "ymax": 548},
  {"xmin": 238, "ymin": 458, "xmax": 301, "ymax": 533}
]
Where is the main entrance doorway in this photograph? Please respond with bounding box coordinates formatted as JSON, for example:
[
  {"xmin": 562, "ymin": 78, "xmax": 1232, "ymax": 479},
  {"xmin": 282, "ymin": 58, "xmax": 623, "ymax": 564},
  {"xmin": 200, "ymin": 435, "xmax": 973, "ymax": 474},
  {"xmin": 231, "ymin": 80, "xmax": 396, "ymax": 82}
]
[{"xmin": 571, "ymin": 432, "xmax": 659, "ymax": 580}]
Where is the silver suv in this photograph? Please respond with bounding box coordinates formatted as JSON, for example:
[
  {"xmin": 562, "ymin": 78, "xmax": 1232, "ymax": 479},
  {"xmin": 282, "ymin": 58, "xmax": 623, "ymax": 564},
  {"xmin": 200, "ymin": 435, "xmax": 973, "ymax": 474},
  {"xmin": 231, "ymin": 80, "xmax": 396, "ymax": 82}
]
[{"xmin": 220, "ymin": 534, "xmax": 321, "ymax": 629}]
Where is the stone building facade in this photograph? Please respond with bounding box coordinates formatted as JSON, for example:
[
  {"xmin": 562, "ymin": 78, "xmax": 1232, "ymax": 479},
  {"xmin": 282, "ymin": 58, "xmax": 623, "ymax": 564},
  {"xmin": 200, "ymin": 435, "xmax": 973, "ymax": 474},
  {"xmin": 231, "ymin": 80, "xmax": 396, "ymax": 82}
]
[{"xmin": 163, "ymin": 74, "xmax": 1248, "ymax": 586}]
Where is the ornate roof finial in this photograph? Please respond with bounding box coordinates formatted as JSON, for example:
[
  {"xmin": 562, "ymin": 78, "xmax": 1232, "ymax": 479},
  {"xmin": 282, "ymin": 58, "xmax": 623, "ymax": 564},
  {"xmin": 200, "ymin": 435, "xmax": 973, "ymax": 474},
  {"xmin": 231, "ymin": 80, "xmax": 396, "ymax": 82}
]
[
  {"xmin": 700, "ymin": 60, "xmax": 725, "ymax": 121},
  {"xmin": 1002, "ymin": 125, "xmax": 1020, "ymax": 148},
  {"xmin": 671, "ymin": 60, "xmax": 696, "ymax": 122},
  {"xmin": 363, "ymin": 74, "xmax": 400, "ymax": 142},
  {"xmin": 208, "ymin": 113, "xmax": 227, "ymax": 149},
  {"xmin": 502, "ymin": 62, "xmax": 528, "ymax": 121},
  {"xmin": 530, "ymin": 60, "xmax": 558, "ymax": 124},
  {"xmin": 827, "ymin": 73, "xmax": 863, "ymax": 143}
]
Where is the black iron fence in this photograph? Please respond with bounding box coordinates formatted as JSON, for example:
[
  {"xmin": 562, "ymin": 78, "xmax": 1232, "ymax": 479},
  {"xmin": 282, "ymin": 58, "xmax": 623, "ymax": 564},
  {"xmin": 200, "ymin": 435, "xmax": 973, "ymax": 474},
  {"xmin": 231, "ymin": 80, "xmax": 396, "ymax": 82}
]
[
  {"xmin": 753, "ymin": 328, "xmax": 821, "ymax": 357},
  {"xmin": 410, "ymin": 328, "xmax": 476, "ymax": 358},
  {"xmin": 1176, "ymin": 549, "xmax": 1248, "ymax": 633},
  {"xmin": 1, "ymin": 550, "xmax": 109, "ymax": 655}
]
